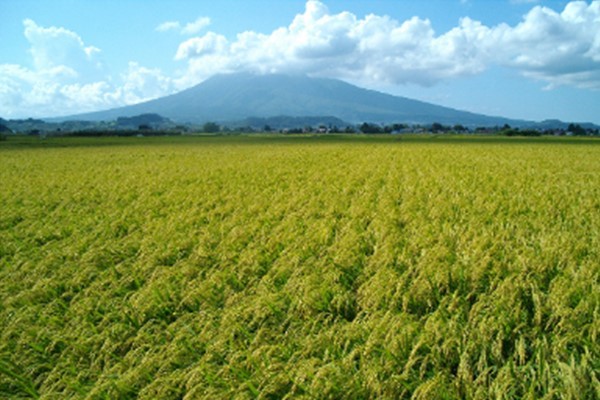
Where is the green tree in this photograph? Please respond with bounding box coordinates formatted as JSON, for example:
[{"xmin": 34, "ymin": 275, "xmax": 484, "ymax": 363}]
[
  {"xmin": 431, "ymin": 122, "xmax": 448, "ymax": 133},
  {"xmin": 359, "ymin": 123, "xmax": 382, "ymax": 134},
  {"xmin": 567, "ymin": 123, "xmax": 586, "ymax": 136},
  {"xmin": 392, "ymin": 123, "xmax": 407, "ymax": 132},
  {"xmin": 202, "ymin": 122, "xmax": 220, "ymax": 133}
]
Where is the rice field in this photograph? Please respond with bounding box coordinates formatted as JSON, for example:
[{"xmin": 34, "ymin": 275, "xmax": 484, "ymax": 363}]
[{"xmin": 1, "ymin": 135, "xmax": 598, "ymax": 399}]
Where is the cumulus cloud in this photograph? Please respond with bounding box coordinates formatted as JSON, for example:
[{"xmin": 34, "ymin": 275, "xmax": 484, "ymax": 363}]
[
  {"xmin": 115, "ymin": 62, "xmax": 174, "ymax": 105},
  {"xmin": 23, "ymin": 19, "xmax": 104, "ymax": 81},
  {"xmin": 0, "ymin": 20, "xmax": 174, "ymax": 118},
  {"xmin": 156, "ymin": 16, "xmax": 211, "ymax": 35},
  {"xmin": 173, "ymin": 0, "xmax": 600, "ymax": 90},
  {"xmin": 173, "ymin": 1, "xmax": 491, "ymax": 87},
  {"xmin": 494, "ymin": 1, "xmax": 600, "ymax": 89},
  {"xmin": 175, "ymin": 32, "xmax": 228, "ymax": 60},
  {"xmin": 0, "ymin": 63, "xmax": 117, "ymax": 118},
  {"xmin": 0, "ymin": 20, "xmax": 113, "ymax": 117}
]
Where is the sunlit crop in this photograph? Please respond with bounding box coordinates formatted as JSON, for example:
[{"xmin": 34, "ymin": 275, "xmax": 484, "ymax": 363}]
[{"xmin": 1, "ymin": 135, "xmax": 598, "ymax": 399}]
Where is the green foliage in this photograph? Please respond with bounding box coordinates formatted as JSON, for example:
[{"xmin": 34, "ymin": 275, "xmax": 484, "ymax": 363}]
[
  {"xmin": 202, "ymin": 122, "xmax": 220, "ymax": 133},
  {"xmin": 431, "ymin": 122, "xmax": 448, "ymax": 132},
  {"xmin": 1, "ymin": 135, "xmax": 599, "ymax": 399},
  {"xmin": 359, "ymin": 122, "xmax": 382, "ymax": 134},
  {"xmin": 502, "ymin": 128, "xmax": 542, "ymax": 137},
  {"xmin": 568, "ymin": 123, "xmax": 587, "ymax": 136}
]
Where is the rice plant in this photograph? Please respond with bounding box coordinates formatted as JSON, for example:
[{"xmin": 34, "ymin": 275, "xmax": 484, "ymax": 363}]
[{"xmin": 1, "ymin": 135, "xmax": 598, "ymax": 399}]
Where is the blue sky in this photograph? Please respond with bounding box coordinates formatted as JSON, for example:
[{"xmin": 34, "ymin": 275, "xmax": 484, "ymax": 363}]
[{"xmin": 1, "ymin": 0, "xmax": 599, "ymax": 124}]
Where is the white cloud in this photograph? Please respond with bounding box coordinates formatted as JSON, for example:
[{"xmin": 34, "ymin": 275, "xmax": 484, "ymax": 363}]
[
  {"xmin": 173, "ymin": 1, "xmax": 492, "ymax": 87},
  {"xmin": 156, "ymin": 21, "xmax": 181, "ymax": 32},
  {"xmin": 491, "ymin": 1, "xmax": 600, "ymax": 89},
  {"xmin": 172, "ymin": 0, "xmax": 600, "ymax": 91},
  {"xmin": 115, "ymin": 62, "xmax": 173, "ymax": 105},
  {"xmin": 0, "ymin": 20, "xmax": 174, "ymax": 118},
  {"xmin": 175, "ymin": 32, "xmax": 228, "ymax": 60},
  {"xmin": 0, "ymin": 20, "xmax": 114, "ymax": 117},
  {"xmin": 182, "ymin": 17, "xmax": 211, "ymax": 35},
  {"xmin": 0, "ymin": 63, "xmax": 117, "ymax": 118},
  {"xmin": 23, "ymin": 19, "xmax": 104, "ymax": 81},
  {"xmin": 156, "ymin": 16, "xmax": 211, "ymax": 35}
]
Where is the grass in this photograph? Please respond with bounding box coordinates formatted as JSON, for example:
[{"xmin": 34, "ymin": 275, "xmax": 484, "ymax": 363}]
[{"xmin": 1, "ymin": 134, "xmax": 599, "ymax": 399}]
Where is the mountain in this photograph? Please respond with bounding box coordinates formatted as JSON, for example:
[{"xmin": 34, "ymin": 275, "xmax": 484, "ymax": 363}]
[
  {"xmin": 114, "ymin": 113, "xmax": 175, "ymax": 129},
  {"xmin": 233, "ymin": 116, "xmax": 350, "ymax": 130},
  {"xmin": 0, "ymin": 118, "xmax": 12, "ymax": 134},
  {"xmin": 522, "ymin": 119, "xmax": 599, "ymax": 131},
  {"xmin": 56, "ymin": 73, "xmax": 525, "ymax": 127}
]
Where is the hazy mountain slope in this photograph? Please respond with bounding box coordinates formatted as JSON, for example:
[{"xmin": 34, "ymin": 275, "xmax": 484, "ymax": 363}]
[{"xmin": 57, "ymin": 73, "xmax": 524, "ymax": 126}]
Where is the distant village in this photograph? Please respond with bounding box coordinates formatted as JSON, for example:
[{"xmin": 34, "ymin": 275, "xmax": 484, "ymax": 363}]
[{"xmin": 1, "ymin": 113, "xmax": 599, "ymax": 139}]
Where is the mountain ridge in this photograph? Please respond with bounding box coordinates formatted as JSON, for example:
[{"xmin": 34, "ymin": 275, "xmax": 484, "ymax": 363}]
[{"xmin": 53, "ymin": 73, "xmax": 530, "ymax": 127}]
